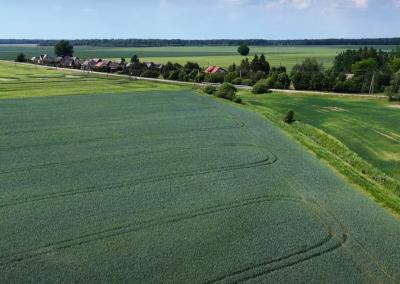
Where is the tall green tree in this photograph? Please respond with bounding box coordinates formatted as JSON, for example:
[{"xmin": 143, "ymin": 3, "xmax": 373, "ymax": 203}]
[
  {"xmin": 15, "ymin": 53, "xmax": 26, "ymax": 62},
  {"xmin": 259, "ymin": 54, "xmax": 270, "ymax": 74},
  {"xmin": 239, "ymin": 58, "xmax": 251, "ymax": 75},
  {"xmin": 250, "ymin": 54, "xmax": 260, "ymax": 72},
  {"xmin": 131, "ymin": 55, "xmax": 139, "ymax": 63},
  {"xmin": 388, "ymin": 58, "xmax": 400, "ymax": 74},
  {"xmin": 54, "ymin": 40, "xmax": 74, "ymax": 57},
  {"xmin": 237, "ymin": 45, "xmax": 250, "ymax": 56},
  {"xmin": 291, "ymin": 58, "xmax": 325, "ymax": 91}
]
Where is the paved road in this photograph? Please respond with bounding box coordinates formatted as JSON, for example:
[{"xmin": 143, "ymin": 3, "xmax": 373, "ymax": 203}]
[{"xmin": 2, "ymin": 60, "xmax": 386, "ymax": 99}]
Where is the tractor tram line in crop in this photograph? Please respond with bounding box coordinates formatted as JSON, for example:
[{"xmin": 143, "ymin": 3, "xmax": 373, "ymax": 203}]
[{"xmin": 1, "ymin": 61, "xmax": 400, "ymax": 283}]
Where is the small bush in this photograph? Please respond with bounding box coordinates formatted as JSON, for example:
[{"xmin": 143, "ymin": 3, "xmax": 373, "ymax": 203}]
[
  {"xmin": 241, "ymin": 78, "xmax": 254, "ymax": 86},
  {"xmin": 252, "ymin": 82, "xmax": 270, "ymax": 94},
  {"xmin": 284, "ymin": 110, "xmax": 295, "ymax": 124},
  {"xmin": 232, "ymin": 77, "xmax": 242, "ymax": 85},
  {"xmin": 215, "ymin": 83, "xmax": 238, "ymax": 101},
  {"xmin": 141, "ymin": 70, "xmax": 160, "ymax": 78},
  {"xmin": 204, "ymin": 73, "xmax": 225, "ymax": 83},
  {"xmin": 224, "ymin": 72, "xmax": 239, "ymax": 83},
  {"xmin": 233, "ymin": 97, "xmax": 242, "ymax": 104},
  {"xmin": 203, "ymin": 85, "xmax": 216, "ymax": 95}
]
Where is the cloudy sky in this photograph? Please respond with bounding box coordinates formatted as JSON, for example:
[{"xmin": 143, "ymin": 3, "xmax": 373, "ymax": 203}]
[{"xmin": 0, "ymin": 0, "xmax": 399, "ymax": 39}]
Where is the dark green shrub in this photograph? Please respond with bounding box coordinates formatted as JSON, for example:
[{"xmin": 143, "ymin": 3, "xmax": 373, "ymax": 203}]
[
  {"xmin": 215, "ymin": 83, "xmax": 237, "ymax": 101},
  {"xmin": 204, "ymin": 73, "xmax": 225, "ymax": 83},
  {"xmin": 233, "ymin": 97, "xmax": 242, "ymax": 104},
  {"xmin": 232, "ymin": 77, "xmax": 242, "ymax": 85},
  {"xmin": 284, "ymin": 110, "xmax": 295, "ymax": 124},
  {"xmin": 252, "ymin": 82, "xmax": 270, "ymax": 94},
  {"xmin": 167, "ymin": 70, "xmax": 179, "ymax": 80},
  {"xmin": 241, "ymin": 78, "xmax": 254, "ymax": 86},
  {"xmin": 15, "ymin": 53, "xmax": 26, "ymax": 62},
  {"xmin": 203, "ymin": 85, "xmax": 216, "ymax": 95},
  {"xmin": 224, "ymin": 72, "xmax": 239, "ymax": 83},
  {"xmin": 333, "ymin": 79, "xmax": 361, "ymax": 93},
  {"xmin": 251, "ymin": 71, "xmax": 267, "ymax": 82},
  {"xmin": 141, "ymin": 70, "xmax": 160, "ymax": 78}
]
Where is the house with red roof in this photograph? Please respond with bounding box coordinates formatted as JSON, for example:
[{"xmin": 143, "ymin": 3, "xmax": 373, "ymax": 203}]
[{"xmin": 205, "ymin": 66, "xmax": 227, "ymax": 74}]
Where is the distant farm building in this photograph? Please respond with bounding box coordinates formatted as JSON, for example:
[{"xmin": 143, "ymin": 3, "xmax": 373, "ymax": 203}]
[
  {"xmin": 144, "ymin": 62, "xmax": 164, "ymax": 70},
  {"xmin": 205, "ymin": 66, "xmax": 227, "ymax": 74}
]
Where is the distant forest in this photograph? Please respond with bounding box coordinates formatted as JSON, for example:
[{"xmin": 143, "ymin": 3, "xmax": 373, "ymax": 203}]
[{"xmin": 1, "ymin": 38, "xmax": 400, "ymax": 47}]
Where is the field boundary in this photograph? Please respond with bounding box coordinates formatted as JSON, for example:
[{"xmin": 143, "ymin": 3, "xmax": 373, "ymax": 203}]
[
  {"xmin": 0, "ymin": 60, "xmax": 387, "ymax": 99},
  {"xmin": 238, "ymin": 102, "xmax": 400, "ymax": 216}
]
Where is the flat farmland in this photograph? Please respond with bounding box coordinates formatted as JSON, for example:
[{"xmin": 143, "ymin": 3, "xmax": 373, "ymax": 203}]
[
  {"xmin": 1, "ymin": 45, "xmax": 398, "ymax": 70},
  {"xmin": 1, "ymin": 64, "xmax": 400, "ymax": 282},
  {"xmin": 242, "ymin": 92, "xmax": 400, "ymax": 180}
]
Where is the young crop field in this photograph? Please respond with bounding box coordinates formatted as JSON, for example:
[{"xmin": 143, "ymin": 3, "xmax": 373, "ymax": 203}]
[
  {"xmin": 1, "ymin": 63, "xmax": 400, "ymax": 282},
  {"xmin": 1, "ymin": 44, "xmax": 397, "ymax": 70},
  {"xmin": 0, "ymin": 61, "xmax": 180, "ymax": 99}
]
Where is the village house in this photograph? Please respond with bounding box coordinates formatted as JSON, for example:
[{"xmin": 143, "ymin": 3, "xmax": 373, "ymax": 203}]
[
  {"xmin": 205, "ymin": 66, "xmax": 227, "ymax": 74},
  {"xmin": 94, "ymin": 60, "xmax": 112, "ymax": 71},
  {"xmin": 109, "ymin": 62, "xmax": 121, "ymax": 72},
  {"xmin": 30, "ymin": 56, "xmax": 40, "ymax": 64},
  {"xmin": 72, "ymin": 57, "xmax": 82, "ymax": 69},
  {"xmin": 38, "ymin": 54, "xmax": 56, "ymax": 65},
  {"xmin": 81, "ymin": 59, "xmax": 97, "ymax": 71},
  {"xmin": 59, "ymin": 56, "xmax": 73, "ymax": 68},
  {"xmin": 144, "ymin": 62, "xmax": 164, "ymax": 70}
]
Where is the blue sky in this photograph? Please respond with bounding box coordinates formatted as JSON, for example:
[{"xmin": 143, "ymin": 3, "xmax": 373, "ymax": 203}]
[{"xmin": 1, "ymin": 0, "xmax": 399, "ymax": 39}]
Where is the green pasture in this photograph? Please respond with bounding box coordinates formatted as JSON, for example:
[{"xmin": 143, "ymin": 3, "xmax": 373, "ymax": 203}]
[
  {"xmin": 0, "ymin": 61, "xmax": 180, "ymax": 99},
  {"xmin": 1, "ymin": 63, "xmax": 400, "ymax": 282},
  {"xmin": 241, "ymin": 92, "xmax": 400, "ymax": 180},
  {"xmin": 1, "ymin": 44, "xmax": 398, "ymax": 70}
]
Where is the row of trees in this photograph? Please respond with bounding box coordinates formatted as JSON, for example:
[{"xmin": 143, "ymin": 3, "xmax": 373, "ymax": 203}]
[
  {"xmin": 104, "ymin": 44, "xmax": 400, "ymax": 97},
  {"xmin": 120, "ymin": 52, "xmax": 291, "ymax": 91},
  {"xmin": 18, "ymin": 41, "xmax": 399, "ymax": 97},
  {"xmin": 290, "ymin": 47, "xmax": 400, "ymax": 96},
  {"xmin": 4, "ymin": 38, "xmax": 400, "ymax": 47}
]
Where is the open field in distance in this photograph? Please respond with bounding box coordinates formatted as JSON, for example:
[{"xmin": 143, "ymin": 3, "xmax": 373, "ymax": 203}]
[{"xmin": 1, "ymin": 45, "xmax": 398, "ymax": 70}]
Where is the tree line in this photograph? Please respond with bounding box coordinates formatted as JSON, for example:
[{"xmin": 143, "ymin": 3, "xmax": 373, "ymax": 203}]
[
  {"xmin": 3, "ymin": 38, "xmax": 400, "ymax": 47},
  {"xmin": 290, "ymin": 47, "xmax": 400, "ymax": 97},
  {"xmin": 16, "ymin": 41, "xmax": 400, "ymax": 98}
]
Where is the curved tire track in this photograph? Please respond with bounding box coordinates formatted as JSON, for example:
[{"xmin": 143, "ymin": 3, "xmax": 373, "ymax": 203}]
[
  {"xmin": 0, "ymin": 195, "xmax": 345, "ymax": 270},
  {"xmin": 0, "ymin": 144, "xmax": 277, "ymax": 208},
  {"xmin": 206, "ymin": 199, "xmax": 348, "ymax": 283}
]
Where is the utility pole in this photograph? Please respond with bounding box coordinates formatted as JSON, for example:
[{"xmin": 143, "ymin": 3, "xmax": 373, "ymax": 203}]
[{"xmin": 369, "ymin": 72, "xmax": 375, "ymax": 95}]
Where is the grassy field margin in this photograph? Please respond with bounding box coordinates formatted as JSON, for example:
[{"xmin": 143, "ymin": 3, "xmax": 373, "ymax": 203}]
[{"xmin": 224, "ymin": 96, "xmax": 400, "ymax": 216}]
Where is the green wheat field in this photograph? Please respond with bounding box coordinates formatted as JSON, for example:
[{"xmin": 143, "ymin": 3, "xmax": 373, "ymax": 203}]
[{"xmin": 0, "ymin": 62, "xmax": 400, "ymax": 282}]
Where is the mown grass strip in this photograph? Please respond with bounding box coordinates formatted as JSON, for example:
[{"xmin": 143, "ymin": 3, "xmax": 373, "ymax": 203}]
[{"xmin": 239, "ymin": 103, "xmax": 400, "ymax": 216}]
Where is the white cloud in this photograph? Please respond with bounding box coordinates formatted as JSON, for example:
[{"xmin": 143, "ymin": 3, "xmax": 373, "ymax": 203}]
[
  {"xmin": 160, "ymin": 0, "xmax": 168, "ymax": 8},
  {"xmin": 352, "ymin": 0, "xmax": 368, "ymax": 8},
  {"xmin": 292, "ymin": 0, "xmax": 312, "ymax": 9},
  {"xmin": 162, "ymin": 0, "xmax": 398, "ymax": 10}
]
